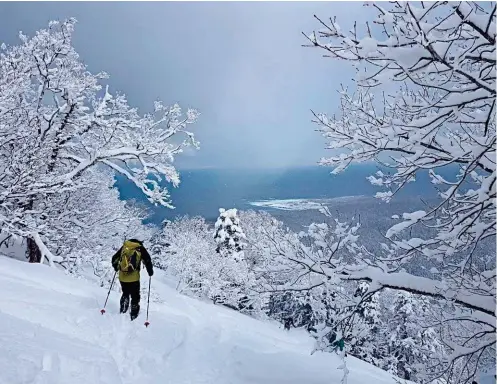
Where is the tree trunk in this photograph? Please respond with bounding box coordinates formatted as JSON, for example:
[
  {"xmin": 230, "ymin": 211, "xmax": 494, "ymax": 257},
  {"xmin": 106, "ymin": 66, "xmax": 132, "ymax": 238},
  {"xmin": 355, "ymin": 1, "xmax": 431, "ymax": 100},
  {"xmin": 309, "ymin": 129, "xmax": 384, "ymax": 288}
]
[
  {"xmin": 27, "ymin": 237, "xmax": 42, "ymax": 263},
  {"xmin": 24, "ymin": 199, "xmax": 42, "ymax": 263}
]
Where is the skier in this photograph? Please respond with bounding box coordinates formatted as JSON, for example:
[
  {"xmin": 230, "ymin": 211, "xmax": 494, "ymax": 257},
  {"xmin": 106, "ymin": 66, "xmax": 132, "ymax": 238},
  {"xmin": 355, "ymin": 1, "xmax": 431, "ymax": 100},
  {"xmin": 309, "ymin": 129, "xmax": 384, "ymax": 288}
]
[{"xmin": 111, "ymin": 239, "xmax": 154, "ymax": 321}]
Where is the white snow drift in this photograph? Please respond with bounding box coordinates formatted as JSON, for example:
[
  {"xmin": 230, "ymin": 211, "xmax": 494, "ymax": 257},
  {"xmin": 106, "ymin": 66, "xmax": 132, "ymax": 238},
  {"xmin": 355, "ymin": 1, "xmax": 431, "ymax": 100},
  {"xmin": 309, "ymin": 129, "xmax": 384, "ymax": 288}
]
[{"xmin": 0, "ymin": 256, "xmax": 403, "ymax": 384}]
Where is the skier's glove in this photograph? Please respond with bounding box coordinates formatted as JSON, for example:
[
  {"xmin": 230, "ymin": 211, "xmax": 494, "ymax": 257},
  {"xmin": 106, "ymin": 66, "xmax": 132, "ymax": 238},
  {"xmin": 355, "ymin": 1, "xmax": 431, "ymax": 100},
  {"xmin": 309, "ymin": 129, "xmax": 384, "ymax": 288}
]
[{"xmin": 148, "ymin": 269, "xmax": 154, "ymax": 277}]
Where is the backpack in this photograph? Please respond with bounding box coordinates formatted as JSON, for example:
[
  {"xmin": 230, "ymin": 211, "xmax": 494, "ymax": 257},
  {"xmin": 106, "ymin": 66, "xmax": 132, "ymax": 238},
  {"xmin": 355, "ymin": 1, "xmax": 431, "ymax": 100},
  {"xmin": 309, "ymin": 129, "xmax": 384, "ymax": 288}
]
[{"xmin": 119, "ymin": 240, "xmax": 142, "ymax": 273}]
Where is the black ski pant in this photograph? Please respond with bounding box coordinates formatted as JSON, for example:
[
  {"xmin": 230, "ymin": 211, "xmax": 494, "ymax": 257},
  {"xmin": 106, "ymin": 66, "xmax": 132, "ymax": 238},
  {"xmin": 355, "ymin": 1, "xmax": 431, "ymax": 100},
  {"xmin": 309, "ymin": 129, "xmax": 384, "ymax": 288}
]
[{"xmin": 120, "ymin": 280, "xmax": 140, "ymax": 320}]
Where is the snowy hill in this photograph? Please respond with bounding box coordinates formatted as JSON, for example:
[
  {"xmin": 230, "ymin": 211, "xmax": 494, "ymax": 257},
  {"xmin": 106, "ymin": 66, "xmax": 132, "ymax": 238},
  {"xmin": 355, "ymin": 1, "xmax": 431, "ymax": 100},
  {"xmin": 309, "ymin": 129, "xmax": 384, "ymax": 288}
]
[{"xmin": 0, "ymin": 256, "xmax": 402, "ymax": 384}]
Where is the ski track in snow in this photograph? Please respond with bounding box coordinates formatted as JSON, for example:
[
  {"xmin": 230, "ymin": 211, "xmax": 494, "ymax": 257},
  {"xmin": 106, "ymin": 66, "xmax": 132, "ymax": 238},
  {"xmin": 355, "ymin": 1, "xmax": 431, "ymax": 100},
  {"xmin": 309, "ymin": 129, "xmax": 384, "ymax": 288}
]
[{"xmin": 0, "ymin": 256, "xmax": 403, "ymax": 384}]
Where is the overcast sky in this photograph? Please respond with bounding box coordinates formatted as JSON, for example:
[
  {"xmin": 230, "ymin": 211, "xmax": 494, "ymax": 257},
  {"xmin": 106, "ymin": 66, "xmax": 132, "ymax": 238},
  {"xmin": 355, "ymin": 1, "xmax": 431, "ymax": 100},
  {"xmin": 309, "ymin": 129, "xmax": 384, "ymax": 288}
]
[{"xmin": 0, "ymin": 2, "xmax": 367, "ymax": 169}]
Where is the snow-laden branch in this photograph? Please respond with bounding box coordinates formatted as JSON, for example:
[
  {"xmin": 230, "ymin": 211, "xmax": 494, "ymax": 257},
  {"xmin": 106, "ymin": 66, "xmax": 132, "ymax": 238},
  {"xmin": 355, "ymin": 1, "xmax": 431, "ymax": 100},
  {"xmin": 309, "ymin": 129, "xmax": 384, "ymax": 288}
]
[
  {"xmin": 295, "ymin": 3, "xmax": 496, "ymax": 381},
  {"xmin": 0, "ymin": 18, "xmax": 200, "ymax": 256},
  {"xmin": 303, "ymin": 1, "xmax": 496, "ymax": 318},
  {"xmin": 31, "ymin": 232, "xmax": 63, "ymax": 266},
  {"xmin": 339, "ymin": 267, "xmax": 496, "ymax": 320}
]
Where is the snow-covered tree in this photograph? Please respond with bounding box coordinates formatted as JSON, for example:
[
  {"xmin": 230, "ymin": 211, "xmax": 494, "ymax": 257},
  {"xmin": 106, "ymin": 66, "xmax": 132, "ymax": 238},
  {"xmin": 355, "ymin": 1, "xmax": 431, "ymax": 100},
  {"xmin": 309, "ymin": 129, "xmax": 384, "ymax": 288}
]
[
  {"xmin": 375, "ymin": 291, "xmax": 447, "ymax": 382},
  {"xmin": 214, "ymin": 208, "xmax": 247, "ymax": 261},
  {"xmin": 348, "ymin": 282, "xmax": 383, "ymax": 366},
  {"xmin": 213, "ymin": 208, "xmax": 262, "ymax": 311},
  {"xmin": 390, "ymin": 293, "xmax": 419, "ymax": 380},
  {"xmin": 0, "ymin": 18, "xmax": 199, "ymax": 264},
  {"xmin": 55, "ymin": 171, "xmax": 155, "ymax": 286},
  {"xmin": 298, "ymin": 2, "xmax": 496, "ymax": 381}
]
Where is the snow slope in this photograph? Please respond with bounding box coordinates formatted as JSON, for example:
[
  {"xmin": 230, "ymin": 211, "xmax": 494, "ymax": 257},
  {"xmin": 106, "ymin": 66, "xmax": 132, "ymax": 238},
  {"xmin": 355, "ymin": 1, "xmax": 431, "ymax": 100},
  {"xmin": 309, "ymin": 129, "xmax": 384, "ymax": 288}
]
[{"xmin": 0, "ymin": 256, "xmax": 402, "ymax": 384}]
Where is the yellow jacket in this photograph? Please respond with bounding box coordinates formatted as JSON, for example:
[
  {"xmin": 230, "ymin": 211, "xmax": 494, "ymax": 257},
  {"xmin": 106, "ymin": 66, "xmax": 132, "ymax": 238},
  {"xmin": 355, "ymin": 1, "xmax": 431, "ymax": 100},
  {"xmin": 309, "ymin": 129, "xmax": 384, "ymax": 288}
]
[{"xmin": 111, "ymin": 239, "xmax": 154, "ymax": 283}]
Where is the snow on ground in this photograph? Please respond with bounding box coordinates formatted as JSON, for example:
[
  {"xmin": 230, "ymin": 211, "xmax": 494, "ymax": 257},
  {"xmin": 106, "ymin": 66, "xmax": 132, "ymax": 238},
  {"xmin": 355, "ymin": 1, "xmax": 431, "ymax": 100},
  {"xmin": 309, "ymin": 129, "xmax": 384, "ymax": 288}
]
[
  {"xmin": 249, "ymin": 196, "xmax": 366, "ymax": 211},
  {"xmin": 0, "ymin": 256, "xmax": 402, "ymax": 384}
]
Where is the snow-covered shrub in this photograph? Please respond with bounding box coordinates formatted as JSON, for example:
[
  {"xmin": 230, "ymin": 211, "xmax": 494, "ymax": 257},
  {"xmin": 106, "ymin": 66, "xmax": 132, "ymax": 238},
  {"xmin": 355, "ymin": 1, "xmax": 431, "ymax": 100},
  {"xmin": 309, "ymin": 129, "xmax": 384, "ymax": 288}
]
[
  {"xmin": 152, "ymin": 216, "xmax": 217, "ymax": 295},
  {"xmin": 152, "ymin": 215, "xmax": 263, "ymax": 314}
]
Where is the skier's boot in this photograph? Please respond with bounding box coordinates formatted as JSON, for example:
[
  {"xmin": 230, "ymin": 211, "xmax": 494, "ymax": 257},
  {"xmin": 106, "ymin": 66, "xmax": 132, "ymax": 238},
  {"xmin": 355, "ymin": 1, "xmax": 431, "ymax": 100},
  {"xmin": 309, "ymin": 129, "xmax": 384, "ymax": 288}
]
[
  {"xmin": 130, "ymin": 304, "xmax": 140, "ymax": 321},
  {"xmin": 120, "ymin": 296, "xmax": 130, "ymax": 314}
]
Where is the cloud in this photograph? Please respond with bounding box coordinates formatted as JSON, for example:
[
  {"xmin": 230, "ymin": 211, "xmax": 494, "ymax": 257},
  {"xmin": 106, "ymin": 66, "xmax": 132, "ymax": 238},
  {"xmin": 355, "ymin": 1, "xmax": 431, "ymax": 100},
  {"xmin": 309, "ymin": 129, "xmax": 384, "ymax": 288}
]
[{"xmin": 0, "ymin": 1, "xmax": 369, "ymax": 169}]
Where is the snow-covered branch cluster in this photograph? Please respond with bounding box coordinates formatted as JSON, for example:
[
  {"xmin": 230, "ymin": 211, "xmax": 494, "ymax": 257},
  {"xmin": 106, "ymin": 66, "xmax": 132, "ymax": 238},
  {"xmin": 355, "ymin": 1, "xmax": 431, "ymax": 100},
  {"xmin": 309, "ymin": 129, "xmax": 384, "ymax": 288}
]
[
  {"xmin": 0, "ymin": 19, "xmax": 199, "ymax": 265},
  {"xmin": 298, "ymin": 2, "xmax": 495, "ymax": 382},
  {"xmin": 246, "ymin": 202, "xmax": 494, "ymax": 382},
  {"xmin": 306, "ymin": 1, "xmax": 495, "ymax": 262},
  {"xmin": 240, "ymin": 211, "xmax": 450, "ymax": 381}
]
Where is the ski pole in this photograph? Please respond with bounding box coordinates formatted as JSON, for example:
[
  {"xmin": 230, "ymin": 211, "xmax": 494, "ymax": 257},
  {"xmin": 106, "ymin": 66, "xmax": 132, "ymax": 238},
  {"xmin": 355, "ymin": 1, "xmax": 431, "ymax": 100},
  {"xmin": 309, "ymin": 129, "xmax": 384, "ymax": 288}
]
[
  {"xmin": 100, "ymin": 269, "xmax": 117, "ymax": 315},
  {"xmin": 144, "ymin": 276, "xmax": 151, "ymax": 327}
]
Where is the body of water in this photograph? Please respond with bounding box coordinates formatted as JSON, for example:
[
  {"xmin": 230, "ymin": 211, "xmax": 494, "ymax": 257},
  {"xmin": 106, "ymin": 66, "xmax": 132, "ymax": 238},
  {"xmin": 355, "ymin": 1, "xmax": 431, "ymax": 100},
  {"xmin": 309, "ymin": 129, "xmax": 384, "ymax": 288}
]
[{"xmin": 115, "ymin": 164, "xmax": 456, "ymax": 226}]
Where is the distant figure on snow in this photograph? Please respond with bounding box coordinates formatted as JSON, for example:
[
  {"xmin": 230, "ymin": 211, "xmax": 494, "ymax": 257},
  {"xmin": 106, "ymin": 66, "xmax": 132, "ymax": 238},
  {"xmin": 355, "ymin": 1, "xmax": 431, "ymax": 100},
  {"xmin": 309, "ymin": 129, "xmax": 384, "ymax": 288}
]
[
  {"xmin": 283, "ymin": 317, "xmax": 295, "ymax": 331},
  {"xmin": 112, "ymin": 239, "xmax": 154, "ymax": 321}
]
